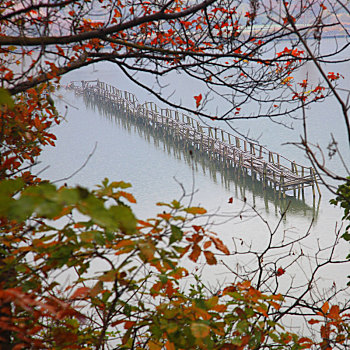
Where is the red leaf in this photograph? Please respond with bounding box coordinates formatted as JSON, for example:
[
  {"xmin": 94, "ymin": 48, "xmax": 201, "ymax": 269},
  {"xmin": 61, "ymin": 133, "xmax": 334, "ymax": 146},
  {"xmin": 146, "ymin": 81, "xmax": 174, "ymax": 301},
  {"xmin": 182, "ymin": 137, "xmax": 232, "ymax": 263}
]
[
  {"xmin": 194, "ymin": 94, "xmax": 202, "ymax": 108},
  {"xmin": 228, "ymin": 197, "xmax": 233, "ymax": 204},
  {"xmin": 192, "ymin": 225, "xmax": 203, "ymax": 232},
  {"xmin": 276, "ymin": 267, "xmax": 285, "ymax": 276},
  {"xmin": 124, "ymin": 321, "xmax": 135, "ymax": 329},
  {"xmin": 71, "ymin": 287, "xmax": 90, "ymax": 299}
]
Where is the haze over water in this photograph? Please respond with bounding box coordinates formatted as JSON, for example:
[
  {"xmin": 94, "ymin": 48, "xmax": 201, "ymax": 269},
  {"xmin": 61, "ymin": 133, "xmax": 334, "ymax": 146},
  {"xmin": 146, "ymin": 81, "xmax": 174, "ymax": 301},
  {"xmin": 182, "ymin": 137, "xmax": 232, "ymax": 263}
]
[{"xmin": 37, "ymin": 55, "xmax": 350, "ymax": 301}]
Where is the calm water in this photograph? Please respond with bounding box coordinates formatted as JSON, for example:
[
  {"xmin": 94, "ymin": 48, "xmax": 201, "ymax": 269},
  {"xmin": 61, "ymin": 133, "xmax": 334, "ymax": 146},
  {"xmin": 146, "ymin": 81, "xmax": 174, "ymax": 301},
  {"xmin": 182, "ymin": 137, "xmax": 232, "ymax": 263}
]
[{"xmin": 36, "ymin": 59, "xmax": 350, "ymax": 304}]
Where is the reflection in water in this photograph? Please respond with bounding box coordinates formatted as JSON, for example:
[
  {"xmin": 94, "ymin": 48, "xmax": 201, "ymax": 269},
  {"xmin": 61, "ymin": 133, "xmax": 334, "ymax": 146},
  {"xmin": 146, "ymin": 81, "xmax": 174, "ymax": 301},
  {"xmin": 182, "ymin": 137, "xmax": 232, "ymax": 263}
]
[{"xmin": 81, "ymin": 92, "xmax": 319, "ymax": 219}]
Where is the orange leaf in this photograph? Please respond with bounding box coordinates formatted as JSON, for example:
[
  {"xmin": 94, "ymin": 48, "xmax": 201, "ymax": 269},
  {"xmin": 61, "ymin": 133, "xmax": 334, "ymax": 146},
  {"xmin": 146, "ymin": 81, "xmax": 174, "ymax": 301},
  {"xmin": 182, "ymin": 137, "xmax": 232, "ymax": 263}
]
[
  {"xmin": 203, "ymin": 241, "xmax": 212, "ymax": 249},
  {"xmin": 256, "ymin": 306, "xmax": 268, "ymax": 317},
  {"xmin": 268, "ymin": 301, "xmax": 281, "ymax": 310},
  {"xmin": 193, "ymin": 306, "xmax": 212, "ymax": 320},
  {"xmin": 158, "ymin": 213, "xmax": 172, "ymax": 220},
  {"xmin": 271, "ymin": 293, "xmax": 284, "ymax": 301},
  {"xmin": 308, "ymin": 319, "xmax": 320, "ymax": 325},
  {"xmin": 238, "ymin": 280, "xmax": 251, "ymax": 290},
  {"xmin": 189, "ymin": 244, "xmax": 201, "ymax": 262},
  {"xmin": 210, "ymin": 236, "xmax": 229, "ymax": 255},
  {"xmin": 321, "ymin": 301, "xmax": 329, "ymax": 315},
  {"xmin": 192, "ymin": 225, "xmax": 203, "ymax": 232},
  {"xmin": 212, "ymin": 304, "xmax": 227, "ymax": 312},
  {"xmin": 115, "ymin": 239, "xmax": 135, "ymax": 250},
  {"xmin": 165, "ymin": 340, "xmax": 175, "ymax": 350},
  {"xmin": 118, "ymin": 191, "xmax": 136, "ymax": 203},
  {"xmin": 114, "ymin": 8, "xmax": 122, "ymax": 17},
  {"xmin": 298, "ymin": 337, "xmax": 313, "ymax": 345},
  {"xmin": 223, "ymin": 285, "xmax": 236, "ymax": 295},
  {"xmin": 204, "ymin": 250, "xmax": 217, "ymax": 265},
  {"xmin": 328, "ymin": 305, "xmax": 340, "ymax": 319}
]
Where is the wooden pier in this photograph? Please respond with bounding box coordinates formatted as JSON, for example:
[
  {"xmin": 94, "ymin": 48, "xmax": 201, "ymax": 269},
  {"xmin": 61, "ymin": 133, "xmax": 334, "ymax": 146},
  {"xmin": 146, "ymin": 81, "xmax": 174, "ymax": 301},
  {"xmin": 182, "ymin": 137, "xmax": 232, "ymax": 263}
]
[{"xmin": 68, "ymin": 80, "xmax": 321, "ymax": 198}]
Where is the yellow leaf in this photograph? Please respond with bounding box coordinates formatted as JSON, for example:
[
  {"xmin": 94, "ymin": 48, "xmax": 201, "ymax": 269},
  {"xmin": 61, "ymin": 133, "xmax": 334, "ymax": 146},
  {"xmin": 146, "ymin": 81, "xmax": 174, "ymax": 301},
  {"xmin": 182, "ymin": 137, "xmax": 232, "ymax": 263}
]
[
  {"xmin": 166, "ymin": 323, "xmax": 179, "ymax": 334},
  {"xmin": 148, "ymin": 340, "xmax": 162, "ymax": 350},
  {"xmin": 90, "ymin": 281, "xmax": 103, "ymax": 297},
  {"xmin": 184, "ymin": 207, "xmax": 207, "ymax": 215},
  {"xmin": 191, "ymin": 322, "xmax": 210, "ymax": 338},
  {"xmin": 138, "ymin": 242, "xmax": 155, "ymax": 261},
  {"xmin": 99, "ymin": 270, "xmax": 117, "ymax": 282},
  {"xmin": 205, "ymin": 296, "xmax": 219, "ymax": 309}
]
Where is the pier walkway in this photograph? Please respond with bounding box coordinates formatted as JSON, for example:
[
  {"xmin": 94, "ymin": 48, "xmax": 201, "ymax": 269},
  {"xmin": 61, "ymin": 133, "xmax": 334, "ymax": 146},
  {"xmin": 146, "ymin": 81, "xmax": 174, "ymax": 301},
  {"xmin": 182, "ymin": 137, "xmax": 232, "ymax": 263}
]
[{"xmin": 68, "ymin": 80, "xmax": 321, "ymax": 197}]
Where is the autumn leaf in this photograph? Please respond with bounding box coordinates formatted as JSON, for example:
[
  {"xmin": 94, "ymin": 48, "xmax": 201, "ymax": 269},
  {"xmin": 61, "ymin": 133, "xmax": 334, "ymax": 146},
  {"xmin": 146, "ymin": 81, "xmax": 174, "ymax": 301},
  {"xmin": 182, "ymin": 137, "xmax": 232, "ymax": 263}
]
[
  {"xmin": 192, "ymin": 225, "xmax": 203, "ymax": 232},
  {"xmin": 191, "ymin": 322, "xmax": 210, "ymax": 338},
  {"xmin": 165, "ymin": 340, "xmax": 175, "ymax": 350},
  {"xmin": 189, "ymin": 244, "xmax": 201, "ymax": 262},
  {"xmin": 276, "ymin": 267, "xmax": 285, "ymax": 276},
  {"xmin": 203, "ymin": 241, "xmax": 212, "ymax": 249},
  {"xmin": 0, "ymin": 88, "xmax": 14, "ymax": 109},
  {"xmin": 148, "ymin": 340, "xmax": 162, "ymax": 350},
  {"xmin": 210, "ymin": 236, "xmax": 230, "ymax": 255},
  {"xmin": 308, "ymin": 319, "xmax": 320, "ymax": 325},
  {"xmin": 118, "ymin": 191, "xmax": 136, "ymax": 203},
  {"xmin": 268, "ymin": 300, "xmax": 281, "ymax": 310},
  {"xmin": 70, "ymin": 287, "xmax": 90, "ymax": 299},
  {"xmin": 124, "ymin": 321, "xmax": 135, "ymax": 329},
  {"xmin": 194, "ymin": 94, "xmax": 202, "ymax": 108},
  {"xmin": 321, "ymin": 301, "xmax": 329, "ymax": 315},
  {"xmin": 328, "ymin": 305, "xmax": 340, "ymax": 319},
  {"xmin": 184, "ymin": 206, "xmax": 207, "ymax": 215},
  {"xmin": 204, "ymin": 250, "xmax": 217, "ymax": 265}
]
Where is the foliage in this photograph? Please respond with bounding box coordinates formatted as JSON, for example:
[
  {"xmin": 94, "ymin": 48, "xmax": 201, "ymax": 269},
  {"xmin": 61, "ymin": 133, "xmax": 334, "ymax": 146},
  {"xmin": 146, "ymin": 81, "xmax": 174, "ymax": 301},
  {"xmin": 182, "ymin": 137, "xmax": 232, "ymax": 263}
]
[
  {"xmin": 1, "ymin": 0, "xmax": 349, "ymax": 121},
  {"xmin": 330, "ymin": 177, "xmax": 350, "ymax": 239},
  {"xmin": 0, "ymin": 177, "xmax": 319, "ymax": 349},
  {"xmin": 330, "ymin": 178, "xmax": 350, "ymax": 283},
  {"xmin": 0, "ymin": 84, "xmax": 59, "ymax": 181}
]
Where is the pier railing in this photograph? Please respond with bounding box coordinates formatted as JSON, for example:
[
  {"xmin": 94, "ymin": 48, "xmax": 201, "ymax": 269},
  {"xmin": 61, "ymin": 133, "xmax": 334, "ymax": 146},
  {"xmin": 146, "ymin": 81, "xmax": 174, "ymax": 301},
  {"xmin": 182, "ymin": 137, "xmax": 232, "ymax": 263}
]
[{"xmin": 68, "ymin": 79, "xmax": 321, "ymax": 197}]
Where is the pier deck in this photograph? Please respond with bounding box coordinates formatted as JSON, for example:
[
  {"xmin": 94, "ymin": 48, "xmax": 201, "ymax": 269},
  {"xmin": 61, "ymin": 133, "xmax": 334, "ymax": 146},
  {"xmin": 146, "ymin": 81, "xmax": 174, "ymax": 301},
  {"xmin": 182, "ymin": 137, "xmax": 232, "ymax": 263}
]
[{"xmin": 68, "ymin": 80, "xmax": 321, "ymax": 197}]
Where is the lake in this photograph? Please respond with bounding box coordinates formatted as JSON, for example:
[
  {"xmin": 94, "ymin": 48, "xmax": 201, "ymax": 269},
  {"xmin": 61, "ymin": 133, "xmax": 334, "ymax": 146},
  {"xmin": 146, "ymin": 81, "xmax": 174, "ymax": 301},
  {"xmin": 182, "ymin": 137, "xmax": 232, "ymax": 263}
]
[{"xmin": 36, "ymin": 59, "xmax": 350, "ymax": 323}]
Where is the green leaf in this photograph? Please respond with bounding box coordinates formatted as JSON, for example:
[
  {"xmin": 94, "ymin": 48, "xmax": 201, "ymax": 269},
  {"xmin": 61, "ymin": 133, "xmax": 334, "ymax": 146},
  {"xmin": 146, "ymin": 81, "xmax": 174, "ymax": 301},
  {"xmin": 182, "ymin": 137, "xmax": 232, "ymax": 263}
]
[
  {"xmin": 110, "ymin": 205, "xmax": 137, "ymax": 233},
  {"xmin": 342, "ymin": 232, "xmax": 350, "ymax": 241},
  {"xmin": 0, "ymin": 88, "xmax": 14, "ymax": 109},
  {"xmin": 171, "ymin": 200, "xmax": 181, "ymax": 209},
  {"xmin": 169, "ymin": 225, "xmax": 183, "ymax": 244},
  {"xmin": 159, "ymin": 274, "xmax": 168, "ymax": 284}
]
